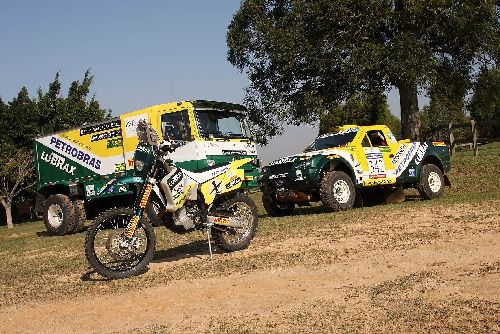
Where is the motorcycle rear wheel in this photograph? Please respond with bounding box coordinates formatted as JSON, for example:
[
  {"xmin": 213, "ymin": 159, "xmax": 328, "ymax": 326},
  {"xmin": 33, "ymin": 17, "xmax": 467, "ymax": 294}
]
[
  {"xmin": 85, "ymin": 207, "xmax": 156, "ymax": 279},
  {"xmin": 212, "ymin": 193, "xmax": 258, "ymax": 252}
]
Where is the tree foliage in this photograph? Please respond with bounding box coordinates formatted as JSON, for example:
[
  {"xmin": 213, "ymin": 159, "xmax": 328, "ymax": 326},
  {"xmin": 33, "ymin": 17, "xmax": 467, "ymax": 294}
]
[
  {"xmin": 0, "ymin": 71, "xmax": 110, "ymax": 227},
  {"xmin": 421, "ymin": 62, "xmax": 470, "ymax": 133},
  {"xmin": 227, "ymin": 0, "xmax": 499, "ymax": 142},
  {"xmin": 468, "ymin": 68, "xmax": 500, "ymax": 121}
]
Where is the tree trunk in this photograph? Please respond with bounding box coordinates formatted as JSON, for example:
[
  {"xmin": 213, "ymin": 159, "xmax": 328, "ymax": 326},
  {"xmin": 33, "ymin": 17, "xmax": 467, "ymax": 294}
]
[
  {"xmin": 398, "ymin": 82, "xmax": 421, "ymax": 141},
  {"xmin": 1, "ymin": 198, "xmax": 14, "ymax": 229}
]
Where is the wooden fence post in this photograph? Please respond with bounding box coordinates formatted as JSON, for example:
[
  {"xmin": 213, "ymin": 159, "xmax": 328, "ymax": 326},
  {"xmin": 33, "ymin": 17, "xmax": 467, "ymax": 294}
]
[
  {"xmin": 471, "ymin": 120, "xmax": 479, "ymax": 156},
  {"xmin": 449, "ymin": 122, "xmax": 455, "ymax": 156}
]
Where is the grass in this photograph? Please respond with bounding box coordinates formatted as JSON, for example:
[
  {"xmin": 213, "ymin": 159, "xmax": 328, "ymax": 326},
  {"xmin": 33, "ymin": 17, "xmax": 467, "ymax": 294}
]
[{"xmin": 0, "ymin": 142, "xmax": 499, "ymax": 307}]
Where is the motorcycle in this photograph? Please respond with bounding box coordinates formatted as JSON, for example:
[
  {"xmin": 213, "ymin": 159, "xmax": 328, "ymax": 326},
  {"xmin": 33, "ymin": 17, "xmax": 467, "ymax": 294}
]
[{"xmin": 84, "ymin": 121, "xmax": 258, "ymax": 279}]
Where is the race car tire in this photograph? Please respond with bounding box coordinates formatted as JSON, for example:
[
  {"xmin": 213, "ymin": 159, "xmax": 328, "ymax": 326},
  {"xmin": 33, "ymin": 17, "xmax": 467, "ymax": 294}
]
[
  {"xmin": 418, "ymin": 163, "xmax": 445, "ymax": 200},
  {"xmin": 320, "ymin": 170, "xmax": 355, "ymax": 211},
  {"xmin": 262, "ymin": 194, "xmax": 295, "ymax": 217}
]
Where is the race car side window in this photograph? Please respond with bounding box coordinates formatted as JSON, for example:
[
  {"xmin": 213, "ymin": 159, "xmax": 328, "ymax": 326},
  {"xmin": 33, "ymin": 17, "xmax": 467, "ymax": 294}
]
[
  {"xmin": 361, "ymin": 134, "xmax": 372, "ymax": 147},
  {"xmin": 367, "ymin": 130, "xmax": 388, "ymax": 147}
]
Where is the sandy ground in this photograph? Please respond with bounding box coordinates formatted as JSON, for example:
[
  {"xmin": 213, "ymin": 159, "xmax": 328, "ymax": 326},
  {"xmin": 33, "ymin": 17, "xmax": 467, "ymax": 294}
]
[{"xmin": 1, "ymin": 200, "xmax": 499, "ymax": 334}]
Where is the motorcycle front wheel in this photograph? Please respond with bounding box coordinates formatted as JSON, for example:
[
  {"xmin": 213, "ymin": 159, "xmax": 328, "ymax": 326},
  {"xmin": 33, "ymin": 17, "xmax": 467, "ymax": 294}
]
[
  {"xmin": 85, "ymin": 207, "xmax": 156, "ymax": 279},
  {"xmin": 212, "ymin": 193, "xmax": 258, "ymax": 252}
]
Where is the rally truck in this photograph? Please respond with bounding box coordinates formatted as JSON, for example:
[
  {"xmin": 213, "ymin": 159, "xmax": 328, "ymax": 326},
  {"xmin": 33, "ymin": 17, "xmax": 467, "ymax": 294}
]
[
  {"xmin": 260, "ymin": 124, "xmax": 451, "ymax": 216},
  {"xmin": 34, "ymin": 100, "xmax": 260, "ymax": 235}
]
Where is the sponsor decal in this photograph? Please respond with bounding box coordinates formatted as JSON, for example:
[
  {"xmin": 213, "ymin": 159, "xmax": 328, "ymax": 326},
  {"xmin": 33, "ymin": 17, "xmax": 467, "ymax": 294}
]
[
  {"xmin": 85, "ymin": 184, "xmax": 95, "ymax": 197},
  {"xmin": 395, "ymin": 142, "xmax": 420, "ymax": 176},
  {"xmin": 213, "ymin": 216, "xmax": 230, "ymax": 225},
  {"xmin": 167, "ymin": 170, "xmax": 184, "ymax": 188},
  {"xmin": 47, "ymin": 136, "xmax": 102, "ymax": 169},
  {"xmin": 269, "ymin": 156, "xmax": 296, "ymax": 166},
  {"xmin": 269, "ymin": 173, "xmax": 287, "ymax": 179},
  {"xmin": 127, "ymin": 159, "xmax": 135, "ymax": 167},
  {"xmin": 114, "ymin": 163, "xmax": 126, "ymax": 172},
  {"xmin": 118, "ymin": 185, "xmax": 127, "ymax": 193},
  {"xmin": 363, "ymin": 178, "xmax": 395, "ymax": 186},
  {"xmin": 409, "ymin": 168, "xmax": 416, "ymax": 177},
  {"xmin": 225, "ymin": 176, "xmax": 242, "ymax": 189},
  {"xmin": 124, "ymin": 114, "xmax": 148, "ymax": 138},
  {"xmin": 80, "ymin": 119, "xmax": 121, "ymax": 136},
  {"xmin": 98, "ymin": 179, "xmax": 116, "ymax": 195},
  {"xmin": 40, "ymin": 151, "xmax": 76, "ymax": 175},
  {"xmin": 60, "ymin": 134, "xmax": 92, "ymax": 151},
  {"xmin": 222, "ymin": 150, "xmax": 246, "ymax": 155},
  {"xmin": 107, "ymin": 138, "xmax": 123, "ymax": 149},
  {"xmin": 386, "ymin": 132, "xmax": 397, "ymax": 144},
  {"xmin": 91, "ymin": 129, "xmax": 122, "ymax": 142},
  {"xmin": 414, "ymin": 142, "xmax": 429, "ymax": 166},
  {"xmin": 391, "ymin": 144, "xmax": 406, "ymax": 165},
  {"xmin": 379, "ymin": 146, "xmax": 392, "ymax": 153}
]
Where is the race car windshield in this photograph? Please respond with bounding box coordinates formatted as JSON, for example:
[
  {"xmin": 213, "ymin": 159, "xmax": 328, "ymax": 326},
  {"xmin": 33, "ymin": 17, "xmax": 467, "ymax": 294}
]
[
  {"xmin": 195, "ymin": 109, "xmax": 250, "ymax": 139},
  {"xmin": 304, "ymin": 131, "xmax": 358, "ymax": 152}
]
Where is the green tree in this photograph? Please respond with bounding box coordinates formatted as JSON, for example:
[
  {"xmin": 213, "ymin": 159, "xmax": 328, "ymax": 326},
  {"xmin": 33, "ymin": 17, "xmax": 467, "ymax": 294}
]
[
  {"xmin": 421, "ymin": 62, "xmax": 470, "ymax": 133},
  {"xmin": 227, "ymin": 0, "xmax": 498, "ymax": 142},
  {"xmin": 0, "ymin": 71, "xmax": 110, "ymax": 228},
  {"xmin": 468, "ymin": 68, "xmax": 500, "ymax": 121}
]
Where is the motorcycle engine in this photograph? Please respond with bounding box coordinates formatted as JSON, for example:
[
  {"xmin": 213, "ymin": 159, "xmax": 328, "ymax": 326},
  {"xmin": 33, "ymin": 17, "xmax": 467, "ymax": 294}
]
[{"xmin": 172, "ymin": 202, "xmax": 199, "ymax": 230}]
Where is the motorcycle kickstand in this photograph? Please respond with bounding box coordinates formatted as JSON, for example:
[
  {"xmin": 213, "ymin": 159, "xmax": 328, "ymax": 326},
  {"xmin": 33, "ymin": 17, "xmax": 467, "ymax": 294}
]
[{"xmin": 205, "ymin": 224, "xmax": 213, "ymax": 260}]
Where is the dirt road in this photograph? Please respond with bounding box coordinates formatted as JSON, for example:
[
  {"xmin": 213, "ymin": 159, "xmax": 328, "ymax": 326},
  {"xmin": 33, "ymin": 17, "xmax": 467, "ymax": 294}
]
[{"xmin": 1, "ymin": 200, "xmax": 499, "ymax": 333}]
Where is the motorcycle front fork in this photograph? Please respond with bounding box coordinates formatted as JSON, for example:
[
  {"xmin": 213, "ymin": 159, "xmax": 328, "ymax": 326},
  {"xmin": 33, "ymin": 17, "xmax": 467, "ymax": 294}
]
[{"xmin": 125, "ymin": 181, "xmax": 154, "ymax": 239}]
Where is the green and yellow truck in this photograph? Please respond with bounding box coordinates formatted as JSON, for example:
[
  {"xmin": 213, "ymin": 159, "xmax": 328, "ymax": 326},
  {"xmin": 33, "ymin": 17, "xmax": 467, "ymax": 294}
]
[{"xmin": 34, "ymin": 100, "xmax": 260, "ymax": 235}]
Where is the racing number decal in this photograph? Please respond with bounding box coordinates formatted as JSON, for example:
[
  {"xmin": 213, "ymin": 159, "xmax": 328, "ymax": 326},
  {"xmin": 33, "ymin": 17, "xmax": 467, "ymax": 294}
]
[{"xmin": 366, "ymin": 152, "xmax": 386, "ymax": 179}]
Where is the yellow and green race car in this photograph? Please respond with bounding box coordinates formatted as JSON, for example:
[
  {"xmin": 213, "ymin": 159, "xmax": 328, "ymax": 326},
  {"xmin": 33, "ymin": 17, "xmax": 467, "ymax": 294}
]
[{"xmin": 260, "ymin": 125, "xmax": 451, "ymax": 216}]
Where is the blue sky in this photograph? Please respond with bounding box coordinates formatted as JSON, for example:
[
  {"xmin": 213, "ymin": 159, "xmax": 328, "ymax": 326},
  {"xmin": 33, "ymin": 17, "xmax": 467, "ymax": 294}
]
[{"xmin": 0, "ymin": 1, "xmax": 406, "ymax": 163}]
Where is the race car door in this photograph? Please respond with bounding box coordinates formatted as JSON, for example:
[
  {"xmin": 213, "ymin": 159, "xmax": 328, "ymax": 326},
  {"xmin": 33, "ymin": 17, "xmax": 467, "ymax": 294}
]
[{"xmin": 359, "ymin": 129, "xmax": 397, "ymax": 186}]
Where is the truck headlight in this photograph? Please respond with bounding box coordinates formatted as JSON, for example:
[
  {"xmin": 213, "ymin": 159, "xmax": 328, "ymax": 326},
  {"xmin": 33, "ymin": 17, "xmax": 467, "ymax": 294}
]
[{"xmin": 135, "ymin": 160, "xmax": 145, "ymax": 172}]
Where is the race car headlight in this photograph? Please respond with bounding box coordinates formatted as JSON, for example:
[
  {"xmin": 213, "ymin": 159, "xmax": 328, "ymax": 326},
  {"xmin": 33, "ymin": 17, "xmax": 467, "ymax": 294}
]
[{"xmin": 135, "ymin": 160, "xmax": 145, "ymax": 172}]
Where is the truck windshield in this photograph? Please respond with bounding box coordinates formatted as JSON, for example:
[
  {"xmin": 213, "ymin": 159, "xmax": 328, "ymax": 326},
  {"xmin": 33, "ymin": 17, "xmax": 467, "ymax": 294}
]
[
  {"xmin": 304, "ymin": 131, "xmax": 358, "ymax": 152},
  {"xmin": 195, "ymin": 109, "xmax": 250, "ymax": 139}
]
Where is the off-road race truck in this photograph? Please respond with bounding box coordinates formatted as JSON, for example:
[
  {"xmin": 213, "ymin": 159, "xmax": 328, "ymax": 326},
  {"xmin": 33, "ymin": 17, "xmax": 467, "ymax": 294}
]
[
  {"xmin": 34, "ymin": 100, "xmax": 260, "ymax": 235},
  {"xmin": 260, "ymin": 125, "xmax": 451, "ymax": 216}
]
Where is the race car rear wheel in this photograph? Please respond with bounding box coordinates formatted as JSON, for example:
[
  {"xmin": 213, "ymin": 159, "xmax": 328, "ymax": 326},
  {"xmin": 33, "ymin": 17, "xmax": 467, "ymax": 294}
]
[
  {"xmin": 418, "ymin": 164, "xmax": 445, "ymax": 199},
  {"xmin": 320, "ymin": 170, "xmax": 355, "ymax": 211},
  {"xmin": 262, "ymin": 194, "xmax": 295, "ymax": 217}
]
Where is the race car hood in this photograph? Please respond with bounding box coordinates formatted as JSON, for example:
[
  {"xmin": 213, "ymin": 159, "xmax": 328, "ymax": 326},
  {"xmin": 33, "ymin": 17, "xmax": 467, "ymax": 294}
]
[{"xmin": 263, "ymin": 147, "xmax": 353, "ymax": 176}]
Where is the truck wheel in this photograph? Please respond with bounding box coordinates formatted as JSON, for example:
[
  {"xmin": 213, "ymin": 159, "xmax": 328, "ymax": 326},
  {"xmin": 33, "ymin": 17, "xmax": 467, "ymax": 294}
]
[
  {"xmin": 418, "ymin": 164, "xmax": 444, "ymax": 199},
  {"xmin": 320, "ymin": 170, "xmax": 355, "ymax": 211},
  {"xmin": 43, "ymin": 194, "xmax": 76, "ymax": 235},
  {"xmin": 72, "ymin": 199, "xmax": 87, "ymax": 233},
  {"xmin": 262, "ymin": 194, "xmax": 295, "ymax": 217}
]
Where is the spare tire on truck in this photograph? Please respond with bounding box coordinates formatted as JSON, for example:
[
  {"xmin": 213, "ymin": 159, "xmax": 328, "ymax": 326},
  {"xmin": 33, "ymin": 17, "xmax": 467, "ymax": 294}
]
[{"xmin": 43, "ymin": 194, "xmax": 76, "ymax": 235}]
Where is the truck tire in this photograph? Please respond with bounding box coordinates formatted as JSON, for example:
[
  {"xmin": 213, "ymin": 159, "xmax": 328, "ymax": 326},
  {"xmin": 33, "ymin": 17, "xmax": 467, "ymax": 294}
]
[
  {"xmin": 43, "ymin": 194, "xmax": 76, "ymax": 235},
  {"xmin": 71, "ymin": 199, "xmax": 87, "ymax": 233},
  {"xmin": 262, "ymin": 194, "xmax": 295, "ymax": 217},
  {"xmin": 418, "ymin": 164, "xmax": 445, "ymax": 199},
  {"xmin": 320, "ymin": 170, "xmax": 355, "ymax": 211}
]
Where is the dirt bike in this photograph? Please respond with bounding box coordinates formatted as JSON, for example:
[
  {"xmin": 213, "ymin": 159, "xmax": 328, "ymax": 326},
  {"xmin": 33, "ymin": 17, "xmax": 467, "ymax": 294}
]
[{"xmin": 84, "ymin": 121, "xmax": 258, "ymax": 279}]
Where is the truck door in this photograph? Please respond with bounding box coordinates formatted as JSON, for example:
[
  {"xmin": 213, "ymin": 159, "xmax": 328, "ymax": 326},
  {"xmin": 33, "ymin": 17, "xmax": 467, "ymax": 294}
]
[{"xmin": 360, "ymin": 129, "xmax": 397, "ymax": 186}]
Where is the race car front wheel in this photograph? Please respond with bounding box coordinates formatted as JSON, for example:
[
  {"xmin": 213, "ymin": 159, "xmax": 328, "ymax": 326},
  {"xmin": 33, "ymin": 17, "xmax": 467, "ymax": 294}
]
[{"xmin": 320, "ymin": 170, "xmax": 355, "ymax": 211}]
